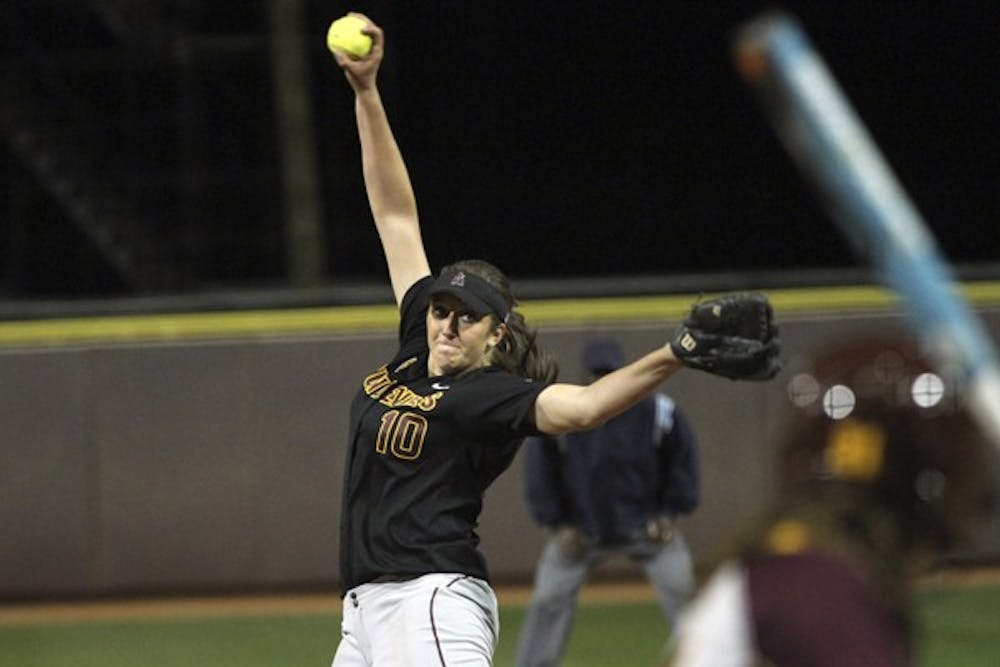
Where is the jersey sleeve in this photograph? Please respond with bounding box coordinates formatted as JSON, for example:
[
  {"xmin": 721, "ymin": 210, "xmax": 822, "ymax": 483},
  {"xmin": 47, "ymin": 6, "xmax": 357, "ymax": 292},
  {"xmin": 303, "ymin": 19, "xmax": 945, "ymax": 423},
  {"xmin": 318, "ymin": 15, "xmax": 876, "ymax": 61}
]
[
  {"xmin": 459, "ymin": 370, "xmax": 546, "ymax": 441},
  {"xmin": 397, "ymin": 276, "xmax": 434, "ymax": 351}
]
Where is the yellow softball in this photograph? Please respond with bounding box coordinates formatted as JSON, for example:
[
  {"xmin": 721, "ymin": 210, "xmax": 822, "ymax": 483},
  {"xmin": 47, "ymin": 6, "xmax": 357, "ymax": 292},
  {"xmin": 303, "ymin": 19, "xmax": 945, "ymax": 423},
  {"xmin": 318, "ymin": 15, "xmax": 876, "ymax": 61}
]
[{"xmin": 326, "ymin": 15, "xmax": 372, "ymax": 60}]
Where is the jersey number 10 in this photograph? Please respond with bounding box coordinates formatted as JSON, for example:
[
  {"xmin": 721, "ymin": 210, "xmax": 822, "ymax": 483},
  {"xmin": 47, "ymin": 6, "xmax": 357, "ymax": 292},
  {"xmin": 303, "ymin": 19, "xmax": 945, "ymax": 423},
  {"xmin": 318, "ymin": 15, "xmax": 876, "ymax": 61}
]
[{"xmin": 376, "ymin": 410, "xmax": 428, "ymax": 460}]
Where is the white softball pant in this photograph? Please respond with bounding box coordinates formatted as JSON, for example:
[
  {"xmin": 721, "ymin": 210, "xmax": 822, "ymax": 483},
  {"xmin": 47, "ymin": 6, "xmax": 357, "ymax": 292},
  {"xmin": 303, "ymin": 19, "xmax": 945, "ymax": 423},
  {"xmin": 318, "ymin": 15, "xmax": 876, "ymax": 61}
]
[{"xmin": 331, "ymin": 573, "xmax": 499, "ymax": 667}]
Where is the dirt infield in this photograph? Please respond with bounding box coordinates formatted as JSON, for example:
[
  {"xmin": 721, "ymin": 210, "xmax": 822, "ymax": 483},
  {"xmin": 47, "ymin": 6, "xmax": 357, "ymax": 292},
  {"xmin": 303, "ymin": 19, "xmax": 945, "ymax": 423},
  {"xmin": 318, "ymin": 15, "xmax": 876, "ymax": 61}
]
[
  {"xmin": 0, "ymin": 580, "xmax": 656, "ymax": 625},
  {"xmin": 3, "ymin": 569, "xmax": 997, "ymax": 625}
]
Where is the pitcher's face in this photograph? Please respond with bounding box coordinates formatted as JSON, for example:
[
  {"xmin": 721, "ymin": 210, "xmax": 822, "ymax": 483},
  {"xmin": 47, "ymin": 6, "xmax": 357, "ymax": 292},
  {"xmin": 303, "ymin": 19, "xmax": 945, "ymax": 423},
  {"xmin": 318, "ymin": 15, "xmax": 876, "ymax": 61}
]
[{"xmin": 426, "ymin": 295, "xmax": 504, "ymax": 377}]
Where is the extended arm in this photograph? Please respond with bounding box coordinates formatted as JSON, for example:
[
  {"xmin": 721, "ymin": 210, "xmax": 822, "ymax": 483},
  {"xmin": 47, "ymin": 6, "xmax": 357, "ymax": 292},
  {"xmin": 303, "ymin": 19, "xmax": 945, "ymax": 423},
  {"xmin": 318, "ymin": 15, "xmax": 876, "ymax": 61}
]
[
  {"xmin": 333, "ymin": 14, "xmax": 430, "ymax": 305},
  {"xmin": 534, "ymin": 293, "xmax": 782, "ymax": 433},
  {"xmin": 534, "ymin": 344, "xmax": 682, "ymax": 435}
]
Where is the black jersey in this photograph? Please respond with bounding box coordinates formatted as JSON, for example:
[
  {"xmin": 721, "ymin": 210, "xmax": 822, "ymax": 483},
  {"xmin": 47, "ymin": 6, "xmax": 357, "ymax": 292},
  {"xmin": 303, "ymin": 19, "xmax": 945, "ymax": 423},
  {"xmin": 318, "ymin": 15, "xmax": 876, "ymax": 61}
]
[{"xmin": 338, "ymin": 276, "xmax": 546, "ymax": 592}]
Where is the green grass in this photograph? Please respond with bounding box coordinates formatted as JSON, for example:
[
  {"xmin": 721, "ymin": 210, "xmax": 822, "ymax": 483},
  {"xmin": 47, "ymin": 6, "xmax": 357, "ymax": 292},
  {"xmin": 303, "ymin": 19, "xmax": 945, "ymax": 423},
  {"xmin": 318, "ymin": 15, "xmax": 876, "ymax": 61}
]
[
  {"xmin": 917, "ymin": 584, "xmax": 1000, "ymax": 665},
  {"xmin": 494, "ymin": 603, "xmax": 670, "ymax": 667},
  {"xmin": 2, "ymin": 586, "xmax": 998, "ymax": 666},
  {"xmin": 0, "ymin": 615, "xmax": 337, "ymax": 667}
]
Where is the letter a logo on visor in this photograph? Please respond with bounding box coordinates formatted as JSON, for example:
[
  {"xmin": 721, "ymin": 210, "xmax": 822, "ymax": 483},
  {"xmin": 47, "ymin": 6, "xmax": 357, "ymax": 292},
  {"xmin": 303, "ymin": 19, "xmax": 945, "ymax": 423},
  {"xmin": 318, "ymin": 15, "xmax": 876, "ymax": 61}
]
[{"xmin": 430, "ymin": 268, "xmax": 510, "ymax": 323}]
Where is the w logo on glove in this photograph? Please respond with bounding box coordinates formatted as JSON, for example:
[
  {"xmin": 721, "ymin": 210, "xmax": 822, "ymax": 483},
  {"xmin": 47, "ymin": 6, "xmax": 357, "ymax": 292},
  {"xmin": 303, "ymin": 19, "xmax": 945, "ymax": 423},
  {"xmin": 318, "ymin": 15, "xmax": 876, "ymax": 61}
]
[
  {"xmin": 669, "ymin": 293, "xmax": 781, "ymax": 381},
  {"xmin": 676, "ymin": 332, "xmax": 698, "ymax": 353}
]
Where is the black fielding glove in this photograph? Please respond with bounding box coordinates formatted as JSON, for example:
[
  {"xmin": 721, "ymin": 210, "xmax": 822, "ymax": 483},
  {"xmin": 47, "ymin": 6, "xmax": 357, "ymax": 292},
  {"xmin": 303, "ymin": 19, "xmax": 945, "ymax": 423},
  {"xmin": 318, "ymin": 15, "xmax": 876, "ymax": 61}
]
[{"xmin": 669, "ymin": 293, "xmax": 781, "ymax": 381}]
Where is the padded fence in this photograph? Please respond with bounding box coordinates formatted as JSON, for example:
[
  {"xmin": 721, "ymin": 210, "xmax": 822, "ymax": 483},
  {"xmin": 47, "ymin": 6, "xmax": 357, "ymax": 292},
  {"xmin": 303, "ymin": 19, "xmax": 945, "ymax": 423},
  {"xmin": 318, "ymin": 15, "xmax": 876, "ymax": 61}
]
[{"xmin": 3, "ymin": 288, "xmax": 999, "ymax": 598}]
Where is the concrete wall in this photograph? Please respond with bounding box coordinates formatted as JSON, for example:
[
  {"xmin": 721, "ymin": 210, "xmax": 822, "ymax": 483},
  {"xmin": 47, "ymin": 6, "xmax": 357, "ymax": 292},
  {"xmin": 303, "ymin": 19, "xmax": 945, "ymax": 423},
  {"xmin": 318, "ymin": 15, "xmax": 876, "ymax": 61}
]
[{"xmin": 3, "ymin": 306, "xmax": 998, "ymax": 598}]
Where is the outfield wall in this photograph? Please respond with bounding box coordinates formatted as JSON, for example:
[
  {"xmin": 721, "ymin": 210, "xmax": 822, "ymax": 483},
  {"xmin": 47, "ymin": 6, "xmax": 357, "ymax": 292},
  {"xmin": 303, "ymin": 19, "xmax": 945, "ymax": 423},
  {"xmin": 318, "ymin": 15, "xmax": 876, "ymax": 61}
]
[{"xmin": 3, "ymin": 284, "xmax": 1000, "ymax": 598}]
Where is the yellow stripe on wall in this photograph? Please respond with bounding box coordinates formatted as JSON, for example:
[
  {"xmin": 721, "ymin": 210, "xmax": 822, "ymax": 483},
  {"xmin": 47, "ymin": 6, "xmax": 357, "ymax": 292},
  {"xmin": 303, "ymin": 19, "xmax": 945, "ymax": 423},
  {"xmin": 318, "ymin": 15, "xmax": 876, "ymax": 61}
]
[
  {"xmin": 1, "ymin": 281, "xmax": 998, "ymax": 348},
  {"xmin": 0, "ymin": 305, "xmax": 400, "ymax": 347}
]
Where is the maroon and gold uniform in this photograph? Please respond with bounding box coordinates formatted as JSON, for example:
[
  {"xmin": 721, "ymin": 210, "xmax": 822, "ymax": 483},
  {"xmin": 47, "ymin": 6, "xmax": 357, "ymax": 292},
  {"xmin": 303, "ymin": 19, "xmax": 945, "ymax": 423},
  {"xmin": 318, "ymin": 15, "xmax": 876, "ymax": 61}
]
[{"xmin": 339, "ymin": 276, "xmax": 545, "ymax": 592}]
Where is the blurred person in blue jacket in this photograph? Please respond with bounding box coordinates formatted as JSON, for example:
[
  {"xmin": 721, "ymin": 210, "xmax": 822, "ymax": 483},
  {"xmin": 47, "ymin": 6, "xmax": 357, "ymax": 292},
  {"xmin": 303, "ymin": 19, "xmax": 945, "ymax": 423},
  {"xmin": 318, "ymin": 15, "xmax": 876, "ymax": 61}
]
[{"xmin": 516, "ymin": 337, "xmax": 700, "ymax": 667}]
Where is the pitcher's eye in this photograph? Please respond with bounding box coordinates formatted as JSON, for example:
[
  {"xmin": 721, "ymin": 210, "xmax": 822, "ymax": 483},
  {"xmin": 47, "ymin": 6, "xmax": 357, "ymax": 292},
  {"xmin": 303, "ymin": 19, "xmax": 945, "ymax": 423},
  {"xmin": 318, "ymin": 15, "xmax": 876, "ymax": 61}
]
[{"xmin": 430, "ymin": 303, "xmax": 480, "ymax": 324}]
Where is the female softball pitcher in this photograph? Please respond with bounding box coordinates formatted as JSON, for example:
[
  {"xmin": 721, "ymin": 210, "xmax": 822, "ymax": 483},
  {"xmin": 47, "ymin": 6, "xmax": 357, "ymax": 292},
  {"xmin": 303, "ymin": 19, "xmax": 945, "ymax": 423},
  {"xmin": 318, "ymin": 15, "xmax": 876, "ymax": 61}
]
[{"xmin": 329, "ymin": 13, "xmax": 779, "ymax": 666}]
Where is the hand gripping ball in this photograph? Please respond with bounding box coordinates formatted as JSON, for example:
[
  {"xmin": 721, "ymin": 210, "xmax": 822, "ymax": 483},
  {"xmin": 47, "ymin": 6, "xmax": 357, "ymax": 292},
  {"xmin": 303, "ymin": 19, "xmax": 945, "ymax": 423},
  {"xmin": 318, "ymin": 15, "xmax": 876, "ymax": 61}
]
[{"xmin": 327, "ymin": 15, "xmax": 372, "ymax": 59}]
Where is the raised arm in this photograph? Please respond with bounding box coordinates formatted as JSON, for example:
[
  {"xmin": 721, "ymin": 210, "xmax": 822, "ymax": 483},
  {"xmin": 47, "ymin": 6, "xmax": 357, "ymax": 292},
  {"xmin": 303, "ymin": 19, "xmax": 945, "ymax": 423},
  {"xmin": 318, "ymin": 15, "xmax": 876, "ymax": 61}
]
[
  {"xmin": 533, "ymin": 344, "xmax": 683, "ymax": 435},
  {"xmin": 332, "ymin": 14, "xmax": 430, "ymax": 306}
]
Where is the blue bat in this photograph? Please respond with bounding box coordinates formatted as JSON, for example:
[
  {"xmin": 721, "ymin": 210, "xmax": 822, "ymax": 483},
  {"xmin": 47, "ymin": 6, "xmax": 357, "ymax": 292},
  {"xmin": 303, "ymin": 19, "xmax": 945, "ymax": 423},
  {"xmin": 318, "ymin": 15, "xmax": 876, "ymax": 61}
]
[{"xmin": 733, "ymin": 11, "xmax": 1000, "ymax": 447}]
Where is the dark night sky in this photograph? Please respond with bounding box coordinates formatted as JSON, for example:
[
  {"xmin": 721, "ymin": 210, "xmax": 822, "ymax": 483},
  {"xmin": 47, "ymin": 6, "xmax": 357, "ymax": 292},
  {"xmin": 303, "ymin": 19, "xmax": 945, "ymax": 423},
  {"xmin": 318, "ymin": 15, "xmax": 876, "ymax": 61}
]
[
  {"xmin": 330, "ymin": 1, "xmax": 999, "ymax": 281},
  {"xmin": 1, "ymin": 0, "xmax": 1000, "ymax": 296}
]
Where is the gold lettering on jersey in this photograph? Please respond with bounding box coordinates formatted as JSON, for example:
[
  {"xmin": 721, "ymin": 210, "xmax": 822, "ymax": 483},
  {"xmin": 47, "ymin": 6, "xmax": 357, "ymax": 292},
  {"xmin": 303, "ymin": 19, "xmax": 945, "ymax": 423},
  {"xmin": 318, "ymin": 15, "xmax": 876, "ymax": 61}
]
[
  {"xmin": 380, "ymin": 386, "xmax": 443, "ymax": 410},
  {"xmin": 393, "ymin": 356, "xmax": 418, "ymax": 373},
  {"xmin": 363, "ymin": 366, "xmax": 394, "ymax": 398},
  {"xmin": 362, "ymin": 366, "xmax": 443, "ymax": 411}
]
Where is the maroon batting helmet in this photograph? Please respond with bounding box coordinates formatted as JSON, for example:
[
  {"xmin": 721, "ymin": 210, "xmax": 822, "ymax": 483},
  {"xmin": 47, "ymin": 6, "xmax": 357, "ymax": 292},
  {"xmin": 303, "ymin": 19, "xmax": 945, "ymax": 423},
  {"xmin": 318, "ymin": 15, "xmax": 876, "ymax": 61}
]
[{"xmin": 778, "ymin": 335, "xmax": 998, "ymax": 551}]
